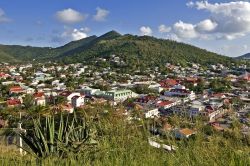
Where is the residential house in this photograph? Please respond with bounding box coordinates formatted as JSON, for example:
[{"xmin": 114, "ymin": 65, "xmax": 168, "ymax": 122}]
[
  {"xmin": 71, "ymin": 95, "xmax": 85, "ymax": 108},
  {"xmin": 103, "ymin": 89, "xmax": 138, "ymax": 102},
  {"xmin": 61, "ymin": 104, "xmax": 74, "ymax": 113},
  {"xmin": 174, "ymin": 128, "xmax": 196, "ymax": 139},
  {"xmin": 9, "ymin": 86, "xmax": 25, "ymax": 95},
  {"xmin": 156, "ymin": 100, "xmax": 177, "ymax": 110},
  {"xmin": 164, "ymin": 85, "xmax": 196, "ymax": 100},
  {"xmin": 7, "ymin": 98, "xmax": 22, "ymax": 107},
  {"xmin": 34, "ymin": 92, "xmax": 46, "ymax": 106}
]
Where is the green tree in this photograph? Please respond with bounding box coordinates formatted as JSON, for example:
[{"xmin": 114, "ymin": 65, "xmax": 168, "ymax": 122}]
[{"xmin": 23, "ymin": 94, "xmax": 35, "ymax": 109}]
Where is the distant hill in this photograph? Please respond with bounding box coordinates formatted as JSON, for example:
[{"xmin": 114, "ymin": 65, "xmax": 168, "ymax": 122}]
[
  {"xmin": 0, "ymin": 30, "xmax": 235, "ymax": 68},
  {"xmin": 237, "ymin": 53, "xmax": 250, "ymax": 60}
]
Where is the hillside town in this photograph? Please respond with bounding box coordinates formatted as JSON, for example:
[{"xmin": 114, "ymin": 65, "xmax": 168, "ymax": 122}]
[{"xmin": 0, "ymin": 59, "xmax": 249, "ymax": 143}]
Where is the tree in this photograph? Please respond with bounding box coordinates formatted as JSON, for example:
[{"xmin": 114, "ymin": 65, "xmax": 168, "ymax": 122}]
[{"xmin": 23, "ymin": 94, "xmax": 34, "ymax": 109}]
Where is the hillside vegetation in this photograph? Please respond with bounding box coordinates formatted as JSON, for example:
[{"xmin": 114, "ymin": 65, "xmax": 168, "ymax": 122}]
[
  {"xmin": 0, "ymin": 31, "xmax": 234, "ymax": 67},
  {"xmin": 0, "ymin": 106, "xmax": 249, "ymax": 165}
]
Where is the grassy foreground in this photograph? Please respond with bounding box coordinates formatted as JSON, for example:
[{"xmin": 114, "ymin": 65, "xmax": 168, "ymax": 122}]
[{"xmin": 0, "ymin": 107, "xmax": 249, "ymax": 166}]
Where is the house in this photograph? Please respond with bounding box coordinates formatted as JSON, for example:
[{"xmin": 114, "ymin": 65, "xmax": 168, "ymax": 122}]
[
  {"xmin": 211, "ymin": 93, "xmax": 226, "ymax": 99},
  {"xmin": 52, "ymin": 80, "xmax": 60, "ymax": 86},
  {"xmin": 0, "ymin": 73, "xmax": 10, "ymax": 79},
  {"xmin": 103, "ymin": 89, "xmax": 138, "ymax": 102},
  {"xmin": 164, "ymin": 85, "xmax": 196, "ymax": 100},
  {"xmin": 144, "ymin": 107, "xmax": 159, "ymax": 118},
  {"xmin": 81, "ymin": 87, "xmax": 101, "ymax": 97},
  {"xmin": 61, "ymin": 104, "xmax": 74, "ymax": 113},
  {"xmin": 159, "ymin": 79, "xmax": 179, "ymax": 89},
  {"xmin": 9, "ymin": 86, "xmax": 25, "ymax": 95},
  {"xmin": 7, "ymin": 98, "xmax": 22, "ymax": 107},
  {"xmin": 135, "ymin": 95, "xmax": 157, "ymax": 104},
  {"xmin": 188, "ymin": 101, "xmax": 205, "ymax": 118},
  {"xmin": 33, "ymin": 92, "xmax": 46, "ymax": 106},
  {"xmin": 204, "ymin": 105, "xmax": 221, "ymax": 122},
  {"xmin": 59, "ymin": 92, "xmax": 81, "ymax": 103},
  {"xmin": 26, "ymin": 88, "xmax": 35, "ymax": 94},
  {"xmin": 239, "ymin": 72, "xmax": 250, "ymax": 82},
  {"xmin": 71, "ymin": 95, "xmax": 85, "ymax": 108},
  {"xmin": 185, "ymin": 77, "xmax": 198, "ymax": 86},
  {"xmin": 174, "ymin": 128, "xmax": 196, "ymax": 139},
  {"xmin": 161, "ymin": 123, "xmax": 173, "ymax": 132},
  {"xmin": 156, "ymin": 100, "xmax": 177, "ymax": 110},
  {"xmin": 148, "ymin": 83, "xmax": 163, "ymax": 93}
]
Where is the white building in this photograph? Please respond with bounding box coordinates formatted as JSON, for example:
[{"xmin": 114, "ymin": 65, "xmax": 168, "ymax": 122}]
[
  {"xmin": 71, "ymin": 95, "xmax": 85, "ymax": 108},
  {"xmin": 164, "ymin": 85, "xmax": 196, "ymax": 100},
  {"xmin": 103, "ymin": 89, "xmax": 138, "ymax": 102}
]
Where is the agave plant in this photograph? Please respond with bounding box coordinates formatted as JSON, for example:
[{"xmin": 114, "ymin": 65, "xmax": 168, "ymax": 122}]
[{"xmin": 18, "ymin": 113, "xmax": 98, "ymax": 158}]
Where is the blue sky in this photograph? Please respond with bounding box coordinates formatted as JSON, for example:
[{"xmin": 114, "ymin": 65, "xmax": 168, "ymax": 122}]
[{"xmin": 0, "ymin": 0, "xmax": 250, "ymax": 57}]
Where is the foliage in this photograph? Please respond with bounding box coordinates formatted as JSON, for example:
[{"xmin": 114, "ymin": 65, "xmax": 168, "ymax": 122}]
[
  {"xmin": 23, "ymin": 94, "xmax": 34, "ymax": 110},
  {"xmin": 18, "ymin": 113, "xmax": 97, "ymax": 158},
  {"xmin": 0, "ymin": 31, "xmax": 237, "ymax": 69},
  {"xmin": 209, "ymin": 78, "xmax": 232, "ymax": 92}
]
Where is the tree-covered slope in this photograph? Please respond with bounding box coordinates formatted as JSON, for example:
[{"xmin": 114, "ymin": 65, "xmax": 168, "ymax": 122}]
[
  {"xmin": 238, "ymin": 53, "xmax": 250, "ymax": 60},
  {"xmin": 56, "ymin": 32, "xmax": 233, "ymax": 67},
  {"xmin": 0, "ymin": 44, "xmax": 51, "ymax": 62},
  {"xmin": 0, "ymin": 31, "xmax": 234, "ymax": 67}
]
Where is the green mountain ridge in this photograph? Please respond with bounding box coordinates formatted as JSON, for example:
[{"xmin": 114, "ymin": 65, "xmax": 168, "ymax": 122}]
[
  {"xmin": 238, "ymin": 53, "xmax": 250, "ymax": 60},
  {"xmin": 0, "ymin": 30, "xmax": 234, "ymax": 67}
]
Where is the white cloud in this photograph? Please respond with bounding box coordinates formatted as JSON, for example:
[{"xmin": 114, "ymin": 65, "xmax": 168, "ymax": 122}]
[
  {"xmin": 0, "ymin": 8, "xmax": 10, "ymax": 23},
  {"xmin": 179, "ymin": 1, "xmax": 250, "ymax": 40},
  {"xmin": 61, "ymin": 27, "xmax": 89, "ymax": 41},
  {"xmin": 93, "ymin": 7, "xmax": 109, "ymax": 21},
  {"xmin": 195, "ymin": 19, "xmax": 217, "ymax": 32},
  {"xmin": 173, "ymin": 21, "xmax": 198, "ymax": 39},
  {"xmin": 140, "ymin": 26, "xmax": 153, "ymax": 36},
  {"xmin": 55, "ymin": 8, "xmax": 86, "ymax": 24},
  {"xmin": 158, "ymin": 24, "xmax": 171, "ymax": 33}
]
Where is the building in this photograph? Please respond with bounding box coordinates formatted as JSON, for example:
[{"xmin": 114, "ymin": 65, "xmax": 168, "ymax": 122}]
[
  {"xmin": 9, "ymin": 86, "xmax": 25, "ymax": 95},
  {"xmin": 7, "ymin": 98, "xmax": 22, "ymax": 107},
  {"xmin": 103, "ymin": 89, "xmax": 138, "ymax": 102},
  {"xmin": 188, "ymin": 101, "xmax": 205, "ymax": 118},
  {"xmin": 61, "ymin": 104, "xmax": 74, "ymax": 113},
  {"xmin": 81, "ymin": 87, "xmax": 101, "ymax": 97},
  {"xmin": 156, "ymin": 100, "xmax": 177, "ymax": 110},
  {"xmin": 34, "ymin": 92, "xmax": 46, "ymax": 106},
  {"xmin": 71, "ymin": 95, "xmax": 85, "ymax": 108},
  {"xmin": 174, "ymin": 128, "xmax": 196, "ymax": 139},
  {"xmin": 59, "ymin": 92, "xmax": 81, "ymax": 103},
  {"xmin": 144, "ymin": 107, "xmax": 159, "ymax": 118},
  {"xmin": 164, "ymin": 85, "xmax": 196, "ymax": 100}
]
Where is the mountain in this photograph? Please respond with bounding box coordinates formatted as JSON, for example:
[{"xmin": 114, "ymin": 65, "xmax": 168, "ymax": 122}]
[
  {"xmin": 237, "ymin": 53, "xmax": 250, "ymax": 60},
  {"xmin": 0, "ymin": 30, "xmax": 234, "ymax": 68}
]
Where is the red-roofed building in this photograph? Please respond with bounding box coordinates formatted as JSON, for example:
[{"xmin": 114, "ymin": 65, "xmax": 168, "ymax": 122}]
[
  {"xmin": 239, "ymin": 72, "xmax": 250, "ymax": 82},
  {"xmin": 156, "ymin": 100, "xmax": 177, "ymax": 109},
  {"xmin": 7, "ymin": 98, "xmax": 22, "ymax": 107},
  {"xmin": 159, "ymin": 79, "xmax": 179, "ymax": 89},
  {"xmin": 33, "ymin": 92, "xmax": 46, "ymax": 106},
  {"xmin": 164, "ymin": 85, "xmax": 196, "ymax": 100},
  {"xmin": 0, "ymin": 73, "xmax": 10, "ymax": 79},
  {"xmin": 9, "ymin": 86, "xmax": 25, "ymax": 94},
  {"xmin": 61, "ymin": 103, "xmax": 74, "ymax": 113},
  {"xmin": 135, "ymin": 95, "xmax": 157, "ymax": 104},
  {"xmin": 185, "ymin": 77, "xmax": 198, "ymax": 86},
  {"xmin": 211, "ymin": 93, "xmax": 226, "ymax": 99}
]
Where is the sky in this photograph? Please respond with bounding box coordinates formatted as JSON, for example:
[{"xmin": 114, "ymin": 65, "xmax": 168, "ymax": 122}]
[{"xmin": 0, "ymin": 0, "xmax": 250, "ymax": 57}]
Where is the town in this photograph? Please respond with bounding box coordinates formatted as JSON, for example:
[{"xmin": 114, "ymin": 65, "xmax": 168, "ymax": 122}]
[{"xmin": 0, "ymin": 58, "xmax": 249, "ymax": 147}]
